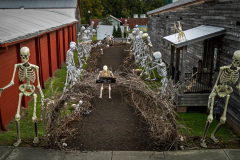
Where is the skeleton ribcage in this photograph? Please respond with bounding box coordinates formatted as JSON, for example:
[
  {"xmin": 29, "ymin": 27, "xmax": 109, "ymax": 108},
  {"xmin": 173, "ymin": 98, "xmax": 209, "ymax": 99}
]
[
  {"xmin": 157, "ymin": 65, "xmax": 167, "ymax": 77},
  {"xmin": 220, "ymin": 69, "xmax": 239, "ymax": 84},
  {"xmin": 18, "ymin": 66, "xmax": 36, "ymax": 83}
]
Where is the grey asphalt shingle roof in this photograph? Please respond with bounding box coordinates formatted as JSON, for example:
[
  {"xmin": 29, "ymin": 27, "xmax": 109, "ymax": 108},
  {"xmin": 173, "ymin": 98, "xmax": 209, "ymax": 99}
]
[
  {"xmin": 147, "ymin": 0, "xmax": 198, "ymax": 15},
  {"xmin": 0, "ymin": 0, "xmax": 78, "ymax": 9},
  {"xmin": 163, "ymin": 25, "xmax": 225, "ymax": 48},
  {"xmin": 0, "ymin": 10, "xmax": 78, "ymax": 44}
]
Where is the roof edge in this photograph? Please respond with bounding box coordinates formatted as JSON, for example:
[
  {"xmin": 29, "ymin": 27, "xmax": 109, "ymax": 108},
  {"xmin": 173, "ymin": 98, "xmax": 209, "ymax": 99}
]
[
  {"xmin": 147, "ymin": 0, "xmax": 206, "ymax": 15},
  {"xmin": 0, "ymin": 21, "xmax": 78, "ymax": 47}
]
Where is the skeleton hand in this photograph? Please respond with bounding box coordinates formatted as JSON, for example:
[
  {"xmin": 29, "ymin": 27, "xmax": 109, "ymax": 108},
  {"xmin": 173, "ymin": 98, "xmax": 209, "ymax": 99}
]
[
  {"xmin": 41, "ymin": 97, "xmax": 45, "ymax": 103},
  {"xmin": 0, "ymin": 88, "xmax": 3, "ymax": 97}
]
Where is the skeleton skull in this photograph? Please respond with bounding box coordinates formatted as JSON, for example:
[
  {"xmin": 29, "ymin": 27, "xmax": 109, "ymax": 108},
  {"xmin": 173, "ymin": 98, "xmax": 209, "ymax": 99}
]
[
  {"xmin": 153, "ymin": 51, "xmax": 162, "ymax": 62},
  {"xmin": 132, "ymin": 31, "xmax": 136, "ymax": 36},
  {"xmin": 20, "ymin": 47, "xmax": 30, "ymax": 63},
  {"xmin": 70, "ymin": 42, "xmax": 76, "ymax": 50},
  {"xmin": 103, "ymin": 65, "xmax": 108, "ymax": 71},
  {"xmin": 142, "ymin": 33, "xmax": 148, "ymax": 44},
  {"xmin": 79, "ymin": 100, "xmax": 83, "ymax": 105},
  {"xmin": 232, "ymin": 50, "xmax": 240, "ymax": 68}
]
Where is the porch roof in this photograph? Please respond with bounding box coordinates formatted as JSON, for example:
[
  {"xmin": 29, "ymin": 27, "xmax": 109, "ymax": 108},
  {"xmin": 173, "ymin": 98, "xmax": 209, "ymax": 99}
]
[{"xmin": 163, "ymin": 25, "xmax": 225, "ymax": 48}]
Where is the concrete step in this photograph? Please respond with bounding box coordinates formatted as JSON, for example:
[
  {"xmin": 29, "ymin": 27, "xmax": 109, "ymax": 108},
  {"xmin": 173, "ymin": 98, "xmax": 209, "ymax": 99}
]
[{"xmin": 177, "ymin": 93, "xmax": 210, "ymax": 107}]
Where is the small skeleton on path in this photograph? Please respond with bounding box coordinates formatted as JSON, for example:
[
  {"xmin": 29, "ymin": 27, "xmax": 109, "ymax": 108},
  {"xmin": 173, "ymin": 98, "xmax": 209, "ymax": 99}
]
[
  {"xmin": 97, "ymin": 65, "xmax": 114, "ymax": 99},
  {"xmin": 174, "ymin": 21, "xmax": 187, "ymax": 42},
  {"xmin": 200, "ymin": 50, "xmax": 240, "ymax": 148},
  {"xmin": 0, "ymin": 47, "xmax": 44, "ymax": 146}
]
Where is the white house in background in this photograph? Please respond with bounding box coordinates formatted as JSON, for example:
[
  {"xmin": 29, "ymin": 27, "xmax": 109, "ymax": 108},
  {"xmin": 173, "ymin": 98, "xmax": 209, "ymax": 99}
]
[{"xmin": 98, "ymin": 15, "xmax": 121, "ymax": 26}]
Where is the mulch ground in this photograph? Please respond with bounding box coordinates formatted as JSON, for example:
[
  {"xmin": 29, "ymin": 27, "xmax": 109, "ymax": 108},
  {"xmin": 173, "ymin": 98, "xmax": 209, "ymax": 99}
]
[{"xmin": 66, "ymin": 44, "xmax": 160, "ymax": 151}]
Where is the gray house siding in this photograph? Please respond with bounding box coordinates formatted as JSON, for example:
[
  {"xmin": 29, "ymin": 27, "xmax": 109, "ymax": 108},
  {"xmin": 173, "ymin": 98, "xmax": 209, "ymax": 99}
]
[{"xmin": 148, "ymin": 0, "xmax": 240, "ymax": 128}]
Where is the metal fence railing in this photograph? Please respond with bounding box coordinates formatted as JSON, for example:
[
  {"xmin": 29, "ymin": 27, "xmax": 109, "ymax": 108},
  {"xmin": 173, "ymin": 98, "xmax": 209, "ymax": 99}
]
[{"xmin": 184, "ymin": 73, "xmax": 213, "ymax": 93}]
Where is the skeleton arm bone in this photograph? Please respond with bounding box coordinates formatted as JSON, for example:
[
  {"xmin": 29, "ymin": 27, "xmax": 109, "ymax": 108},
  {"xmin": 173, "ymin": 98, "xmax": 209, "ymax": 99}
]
[
  {"xmin": 35, "ymin": 66, "xmax": 44, "ymax": 99},
  {"xmin": 97, "ymin": 71, "xmax": 102, "ymax": 80},
  {"xmin": 109, "ymin": 71, "xmax": 113, "ymax": 77},
  {"xmin": 208, "ymin": 67, "xmax": 225, "ymax": 111},
  {"xmin": 149, "ymin": 64, "xmax": 158, "ymax": 70},
  {"xmin": 0, "ymin": 64, "xmax": 18, "ymax": 96},
  {"xmin": 236, "ymin": 67, "xmax": 240, "ymax": 94}
]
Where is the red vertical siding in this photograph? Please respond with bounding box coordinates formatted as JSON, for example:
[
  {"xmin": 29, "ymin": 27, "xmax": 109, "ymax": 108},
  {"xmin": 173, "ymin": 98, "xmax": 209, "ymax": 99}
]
[
  {"xmin": 64, "ymin": 27, "xmax": 69, "ymax": 57},
  {"xmin": 59, "ymin": 29, "xmax": 64, "ymax": 64},
  {"xmin": 50, "ymin": 32, "xmax": 58, "ymax": 74},
  {"xmin": 20, "ymin": 39, "xmax": 38, "ymax": 107},
  {"xmin": 40, "ymin": 34, "xmax": 50, "ymax": 82},
  {"xmin": 69, "ymin": 26, "xmax": 73, "ymax": 42},
  {"xmin": 73, "ymin": 24, "xmax": 76, "ymax": 42},
  {"xmin": 0, "ymin": 25, "xmax": 77, "ymax": 130},
  {"xmin": 0, "ymin": 45, "xmax": 20, "ymax": 130}
]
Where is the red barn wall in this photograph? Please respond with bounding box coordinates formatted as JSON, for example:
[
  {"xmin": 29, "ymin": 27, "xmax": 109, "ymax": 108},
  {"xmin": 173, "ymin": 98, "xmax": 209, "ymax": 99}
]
[
  {"xmin": 0, "ymin": 23, "xmax": 77, "ymax": 130},
  {"xmin": 73, "ymin": 25, "xmax": 76, "ymax": 42},
  {"xmin": 49, "ymin": 32, "xmax": 58, "ymax": 75},
  {"xmin": 59, "ymin": 29, "xmax": 64, "ymax": 65},
  {"xmin": 40, "ymin": 34, "xmax": 50, "ymax": 83},
  {"xmin": 64, "ymin": 27, "xmax": 69, "ymax": 57},
  {"xmin": 0, "ymin": 45, "xmax": 21, "ymax": 130},
  {"xmin": 69, "ymin": 26, "xmax": 73, "ymax": 42}
]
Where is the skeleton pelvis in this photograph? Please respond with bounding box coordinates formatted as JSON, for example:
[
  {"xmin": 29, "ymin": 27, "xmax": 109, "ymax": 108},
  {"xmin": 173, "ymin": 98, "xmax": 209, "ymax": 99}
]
[
  {"xmin": 19, "ymin": 84, "xmax": 35, "ymax": 97},
  {"xmin": 216, "ymin": 84, "xmax": 233, "ymax": 97}
]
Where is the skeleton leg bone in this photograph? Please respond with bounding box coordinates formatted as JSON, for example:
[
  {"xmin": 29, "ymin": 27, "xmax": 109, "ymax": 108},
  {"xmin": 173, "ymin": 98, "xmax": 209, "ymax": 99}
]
[
  {"xmin": 200, "ymin": 93, "xmax": 216, "ymax": 148},
  {"xmin": 32, "ymin": 93, "xmax": 39, "ymax": 144},
  {"xmin": 99, "ymin": 84, "xmax": 103, "ymax": 98},
  {"xmin": 109, "ymin": 84, "xmax": 111, "ymax": 99},
  {"xmin": 13, "ymin": 93, "xmax": 23, "ymax": 147},
  {"xmin": 211, "ymin": 94, "xmax": 230, "ymax": 143}
]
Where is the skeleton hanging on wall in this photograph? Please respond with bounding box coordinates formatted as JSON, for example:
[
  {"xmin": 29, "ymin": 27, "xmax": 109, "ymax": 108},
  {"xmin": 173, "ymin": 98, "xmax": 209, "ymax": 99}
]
[
  {"xmin": 96, "ymin": 65, "xmax": 116, "ymax": 99},
  {"xmin": 200, "ymin": 50, "xmax": 240, "ymax": 148},
  {"xmin": 0, "ymin": 47, "xmax": 44, "ymax": 146}
]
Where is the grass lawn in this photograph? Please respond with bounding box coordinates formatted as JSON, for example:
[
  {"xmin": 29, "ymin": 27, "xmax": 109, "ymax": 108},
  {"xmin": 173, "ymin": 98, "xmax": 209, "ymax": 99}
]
[
  {"xmin": 92, "ymin": 34, "xmax": 97, "ymax": 42},
  {"xmin": 0, "ymin": 50, "xmax": 88, "ymax": 146},
  {"xmin": 177, "ymin": 112, "xmax": 239, "ymax": 144}
]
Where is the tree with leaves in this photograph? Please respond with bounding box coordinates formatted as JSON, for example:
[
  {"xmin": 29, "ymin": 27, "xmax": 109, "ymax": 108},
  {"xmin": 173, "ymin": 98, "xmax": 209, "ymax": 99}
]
[
  {"xmin": 81, "ymin": 0, "xmax": 165, "ymax": 24},
  {"xmin": 100, "ymin": 15, "xmax": 113, "ymax": 25},
  {"xmin": 80, "ymin": 0, "xmax": 104, "ymax": 24},
  {"xmin": 116, "ymin": 23, "xmax": 122, "ymax": 37},
  {"xmin": 112, "ymin": 25, "xmax": 117, "ymax": 37}
]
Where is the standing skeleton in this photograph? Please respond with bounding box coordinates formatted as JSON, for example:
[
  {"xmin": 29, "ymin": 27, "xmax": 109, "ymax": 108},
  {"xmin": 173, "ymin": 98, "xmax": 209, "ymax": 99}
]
[
  {"xmin": 200, "ymin": 50, "xmax": 240, "ymax": 148},
  {"xmin": 0, "ymin": 47, "xmax": 44, "ymax": 146},
  {"xmin": 149, "ymin": 51, "xmax": 168, "ymax": 93},
  {"xmin": 63, "ymin": 42, "xmax": 80, "ymax": 96}
]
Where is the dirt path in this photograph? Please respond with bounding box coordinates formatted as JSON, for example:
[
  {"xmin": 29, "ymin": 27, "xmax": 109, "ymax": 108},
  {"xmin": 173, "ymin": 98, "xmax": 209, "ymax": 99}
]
[{"xmin": 68, "ymin": 45, "xmax": 155, "ymax": 151}]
